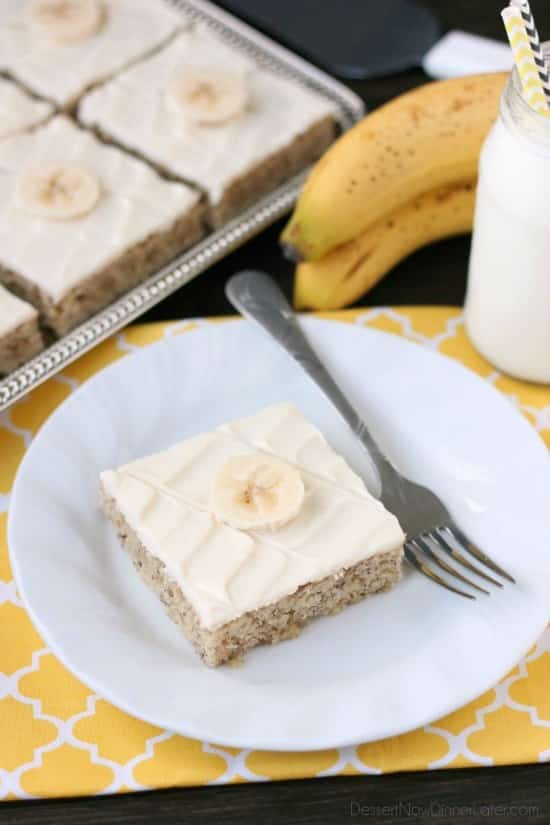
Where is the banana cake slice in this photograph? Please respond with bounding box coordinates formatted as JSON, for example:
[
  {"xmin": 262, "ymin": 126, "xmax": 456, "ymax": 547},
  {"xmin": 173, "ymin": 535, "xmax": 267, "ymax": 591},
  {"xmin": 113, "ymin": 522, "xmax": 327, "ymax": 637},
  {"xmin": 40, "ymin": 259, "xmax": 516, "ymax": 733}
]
[
  {"xmin": 100, "ymin": 403, "xmax": 404, "ymax": 667},
  {"xmin": 0, "ymin": 0, "xmax": 183, "ymax": 109},
  {"xmin": 0, "ymin": 283, "xmax": 43, "ymax": 373},
  {"xmin": 0, "ymin": 115, "xmax": 203, "ymax": 335},
  {"xmin": 79, "ymin": 24, "xmax": 337, "ymax": 227}
]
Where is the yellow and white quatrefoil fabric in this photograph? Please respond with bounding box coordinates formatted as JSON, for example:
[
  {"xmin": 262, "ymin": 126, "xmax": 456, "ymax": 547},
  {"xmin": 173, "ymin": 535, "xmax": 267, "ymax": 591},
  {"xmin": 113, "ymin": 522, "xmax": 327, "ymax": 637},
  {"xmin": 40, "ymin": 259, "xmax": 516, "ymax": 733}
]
[{"xmin": 1, "ymin": 307, "xmax": 549, "ymax": 800}]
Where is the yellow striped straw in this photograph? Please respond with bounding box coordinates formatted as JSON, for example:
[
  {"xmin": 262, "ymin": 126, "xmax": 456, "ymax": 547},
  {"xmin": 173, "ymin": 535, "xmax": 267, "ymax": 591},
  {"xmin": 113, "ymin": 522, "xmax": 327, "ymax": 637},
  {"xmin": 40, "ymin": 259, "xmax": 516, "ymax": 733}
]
[
  {"xmin": 511, "ymin": 0, "xmax": 550, "ymax": 98},
  {"xmin": 501, "ymin": 5, "xmax": 550, "ymax": 116}
]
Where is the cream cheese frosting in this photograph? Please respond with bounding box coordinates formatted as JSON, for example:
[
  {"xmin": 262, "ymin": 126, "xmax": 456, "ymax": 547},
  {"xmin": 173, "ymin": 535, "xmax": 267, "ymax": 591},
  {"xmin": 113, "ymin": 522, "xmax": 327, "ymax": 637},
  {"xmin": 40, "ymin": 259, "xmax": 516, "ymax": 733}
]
[
  {"xmin": 101, "ymin": 403, "xmax": 404, "ymax": 631},
  {"xmin": 0, "ymin": 283, "xmax": 37, "ymax": 336},
  {"xmin": 0, "ymin": 115, "xmax": 200, "ymax": 303},
  {"xmin": 0, "ymin": 0, "xmax": 183, "ymax": 107},
  {"xmin": 0, "ymin": 77, "xmax": 53, "ymax": 141},
  {"xmin": 79, "ymin": 25, "xmax": 337, "ymax": 206}
]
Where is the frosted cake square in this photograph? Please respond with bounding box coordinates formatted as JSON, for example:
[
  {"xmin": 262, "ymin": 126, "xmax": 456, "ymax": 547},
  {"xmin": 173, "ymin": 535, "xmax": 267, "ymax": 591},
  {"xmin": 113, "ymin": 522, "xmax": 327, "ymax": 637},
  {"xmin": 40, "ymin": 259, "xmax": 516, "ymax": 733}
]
[
  {"xmin": 0, "ymin": 77, "xmax": 53, "ymax": 141},
  {"xmin": 79, "ymin": 25, "xmax": 337, "ymax": 226},
  {"xmin": 0, "ymin": 0, "xmax": 183, "ymax": 109},
  {"xmin": 0, "ymin": 284, "xmax": 43, "ymax": 373},
  {"xmin": 100, "ymin": 403, "xmax": 404, "ymax": 667},
  {"xmin": 0, "ymin": 115, "xmax": 203, "ymax": 335}
]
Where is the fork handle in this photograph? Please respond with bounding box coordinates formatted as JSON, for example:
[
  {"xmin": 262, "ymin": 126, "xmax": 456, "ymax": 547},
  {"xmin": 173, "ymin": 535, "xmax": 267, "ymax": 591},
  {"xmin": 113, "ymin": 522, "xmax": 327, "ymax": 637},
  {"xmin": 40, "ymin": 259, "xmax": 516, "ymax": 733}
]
[{"xmin": 225, "ymin": 270, "xmax": 396, "ymax": 484}]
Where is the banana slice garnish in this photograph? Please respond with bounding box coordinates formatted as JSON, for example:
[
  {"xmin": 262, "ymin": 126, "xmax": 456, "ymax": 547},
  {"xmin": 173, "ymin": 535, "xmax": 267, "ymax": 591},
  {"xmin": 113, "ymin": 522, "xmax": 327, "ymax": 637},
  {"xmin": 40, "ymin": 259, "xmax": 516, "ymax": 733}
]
[
  {"xmin": 166, "ymin": 68, "xmax": 249, "ymax": 127},
  {"xmin": 24, "ymin": 0, "xmax": 105, "ymax": 44},
  {"xmin": 16, "ymin": 163, "xmax": 101, "ymax": 221},
  {"xmin": 210, "ymin": 454, "xmax": 305, "ymax": 531}
]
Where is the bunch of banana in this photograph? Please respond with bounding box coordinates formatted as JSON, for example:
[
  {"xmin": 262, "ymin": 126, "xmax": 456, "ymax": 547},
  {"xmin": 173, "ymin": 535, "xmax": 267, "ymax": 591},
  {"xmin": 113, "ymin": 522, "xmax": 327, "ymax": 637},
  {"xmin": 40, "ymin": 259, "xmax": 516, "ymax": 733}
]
[
  {"xmin": 281, "ymin": 73, "xmax": 507, "ymax": 310},
  {"xmin": 295, "ymin": 181, "xmax": 476, "ymax": 310}
]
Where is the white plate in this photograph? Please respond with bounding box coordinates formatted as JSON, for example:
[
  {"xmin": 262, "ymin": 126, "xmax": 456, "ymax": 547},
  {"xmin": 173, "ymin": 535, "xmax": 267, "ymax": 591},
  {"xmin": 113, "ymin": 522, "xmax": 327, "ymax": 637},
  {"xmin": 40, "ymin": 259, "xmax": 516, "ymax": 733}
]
[{"xmin": 9, "ymin": 319, "xmax": 550, "ymax": 751}]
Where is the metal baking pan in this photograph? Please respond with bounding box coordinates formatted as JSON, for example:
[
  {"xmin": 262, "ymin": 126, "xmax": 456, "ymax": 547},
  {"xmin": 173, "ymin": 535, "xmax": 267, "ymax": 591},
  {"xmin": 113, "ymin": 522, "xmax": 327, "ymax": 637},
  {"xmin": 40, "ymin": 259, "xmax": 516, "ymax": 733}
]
[{"xmin": 0, "ymin": 0, "xmax": 364, "ymax": 413}]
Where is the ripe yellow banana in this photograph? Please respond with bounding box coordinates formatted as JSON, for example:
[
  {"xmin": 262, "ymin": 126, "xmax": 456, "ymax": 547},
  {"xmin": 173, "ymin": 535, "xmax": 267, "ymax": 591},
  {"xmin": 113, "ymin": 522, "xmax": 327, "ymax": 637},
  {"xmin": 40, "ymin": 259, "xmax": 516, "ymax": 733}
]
[
  {"xmin": 281, "ymin": 73, "xmax": 505, "ymax": 262},
  {"xmin": 294, "ymin": 180, "xmax": 476, "ymax": 311}
]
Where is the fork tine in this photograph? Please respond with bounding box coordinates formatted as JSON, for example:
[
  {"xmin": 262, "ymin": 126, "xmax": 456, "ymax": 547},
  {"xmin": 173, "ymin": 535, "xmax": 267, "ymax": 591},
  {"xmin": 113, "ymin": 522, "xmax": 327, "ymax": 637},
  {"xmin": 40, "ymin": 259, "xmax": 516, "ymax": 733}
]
[
  {"xmin": 432, "ymin": 529, "xmax": 503, "ymax": 588},
  {"xmin": 416, "ymin": 536, "xmax": 490, "ymax": 595},
  {"xmin": 404, "ymin": 543, "xmax": 476, "ymax": 599},
  {"xmin": 444, "ymin": 525, "xmax": 516, "ymax": 584}
]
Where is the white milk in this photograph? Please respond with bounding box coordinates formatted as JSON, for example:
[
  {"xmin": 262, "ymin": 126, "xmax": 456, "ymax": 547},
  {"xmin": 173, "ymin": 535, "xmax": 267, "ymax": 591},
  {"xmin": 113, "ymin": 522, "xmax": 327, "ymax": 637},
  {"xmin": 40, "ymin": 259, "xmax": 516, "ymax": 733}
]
[{"xmin": 465, "ymin": 61, "xmax": 550, "ymax": 383}]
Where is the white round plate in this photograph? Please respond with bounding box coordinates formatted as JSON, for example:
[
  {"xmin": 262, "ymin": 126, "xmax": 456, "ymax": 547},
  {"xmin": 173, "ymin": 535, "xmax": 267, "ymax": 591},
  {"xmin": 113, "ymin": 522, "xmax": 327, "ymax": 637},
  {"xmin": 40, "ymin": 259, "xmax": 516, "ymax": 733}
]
[{"xmin": 9, "ymin": 319, "xmax": 550, "ymax": 751}]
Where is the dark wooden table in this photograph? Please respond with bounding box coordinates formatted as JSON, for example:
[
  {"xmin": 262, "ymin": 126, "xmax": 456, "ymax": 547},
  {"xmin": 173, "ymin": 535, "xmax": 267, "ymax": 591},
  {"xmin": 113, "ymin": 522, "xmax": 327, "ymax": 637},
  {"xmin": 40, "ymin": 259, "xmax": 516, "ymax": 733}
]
[{"xmin": 5, "ymin": 2, "xmax": 550, "ymax": 823}]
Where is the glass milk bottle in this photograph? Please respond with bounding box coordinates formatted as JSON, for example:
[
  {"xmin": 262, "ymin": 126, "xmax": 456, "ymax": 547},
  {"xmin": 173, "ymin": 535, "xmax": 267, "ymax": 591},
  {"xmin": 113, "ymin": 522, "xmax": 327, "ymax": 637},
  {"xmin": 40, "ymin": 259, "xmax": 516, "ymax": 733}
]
[{"xmin": 465, "ymin": 55, "xmax": 550, "ymax": 383}]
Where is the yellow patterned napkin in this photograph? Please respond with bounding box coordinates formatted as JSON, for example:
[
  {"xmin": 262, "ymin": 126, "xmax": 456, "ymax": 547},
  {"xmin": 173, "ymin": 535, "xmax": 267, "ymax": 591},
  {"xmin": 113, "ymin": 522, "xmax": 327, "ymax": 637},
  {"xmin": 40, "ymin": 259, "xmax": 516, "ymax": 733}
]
[{"xmin": 1, "ymin": 307, "xmax": 549, "ymax": 801}]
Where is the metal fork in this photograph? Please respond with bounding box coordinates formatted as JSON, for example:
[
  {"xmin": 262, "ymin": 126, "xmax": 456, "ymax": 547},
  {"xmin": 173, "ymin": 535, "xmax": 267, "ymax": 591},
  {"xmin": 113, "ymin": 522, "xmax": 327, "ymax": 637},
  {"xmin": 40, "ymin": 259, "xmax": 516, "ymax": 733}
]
[{"xmin": 226, "ymin": 270, "xmax": 515, "ymax": 599}]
